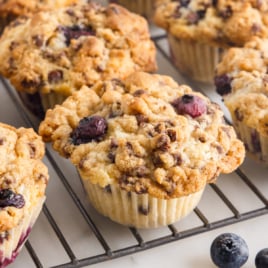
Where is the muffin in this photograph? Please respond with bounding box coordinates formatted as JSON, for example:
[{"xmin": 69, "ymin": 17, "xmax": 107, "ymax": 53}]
[
  {"xmin": 214, "ymin": 37, "xmax": 268, "ymax": 164},
  {"xmin": 0, "ymin": 2, "xmax": 157, "ymax": 118},
  {"xmin": 109, "ymin": 0, "xmax": 158, "ymax": 21},
  {"xmin": 39, "ymin": 71, "xmax": 245, "ymax": 228},
  {"xmin": 153, "ymin": 0, "xmax": 268, "ymax": 83},
  {"xmin": 0, "ymin": 122, "xmax": 49, "ymax": 267},
  {"xmin": 0, "ymin": 0, "xmax": 81, "ymax": 34}
]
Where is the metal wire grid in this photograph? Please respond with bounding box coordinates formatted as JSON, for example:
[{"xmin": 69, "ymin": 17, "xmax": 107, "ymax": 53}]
[{"xmin": 2, "ymin": 33, "xmax": 268, "ymax": 268}]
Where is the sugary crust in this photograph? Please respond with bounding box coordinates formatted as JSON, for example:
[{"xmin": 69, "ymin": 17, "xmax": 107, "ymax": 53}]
[
  {"xmin": 0, "ymin": 3, "xmax": 157, "ymax": 96},
  {"xmin": 0, "ymin": 0, "xmax": 81, "ymax": 33},
  {"xmin": 215, "ymin": 37, "xmax": 268, "ymax": 136},
  {"xmin": 0, "ymin": 123, "xmax": 49, "ymax": 232},
  {"xmin": 154, "ymin": 0, "xmax": 268, "ymax": 47},
  {"xmin": 39, "ymin": 72, "xmax": 245, "ymax": 199}
]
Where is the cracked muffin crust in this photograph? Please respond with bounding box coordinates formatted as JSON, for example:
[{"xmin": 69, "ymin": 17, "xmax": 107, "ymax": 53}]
[
  {"xmin": 0, "ymin": 122, "xmax": 49, "ymax": 266},
  {"xmin": 153, "ymin": 0, "xmax": 268, "ymax": 83},
  {"xmin": 39, "ymin": 71, "xmax": 245, "ymax": 197},
  {"xmin": 0, "ymin": 0, "xmax": 81, "ymax": 34},
  {"xmin": 0, "ymin": 2, "xmax": 157, "ymax": 116},
  {"xmin": 215, "ymin": 37, "xmax": 268, "ymax": 164},
  {"xmin": 38, "ymin": 71, "xmax": 244, "ymax": 227}
]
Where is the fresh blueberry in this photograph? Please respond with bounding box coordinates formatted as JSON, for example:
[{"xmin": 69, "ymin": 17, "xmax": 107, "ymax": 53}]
[
  {"xmin": 255, "ymin": 248, "xmax": 268, "ymax": 268},
  {"xmin": 214, "ymin": 74, "xmax": 232, "ymax": 96},
  {"xmin": 171, "ymin": 94, "xmax": 207, "ymax": 118},
  {"xmin": 210, "ymin": 233, "xmax": 249, "ymax": 268},
  {"xmin": 71, "ymin": 115, "xmax": 108, "ymax": 145},
  {"xmin": 0, "ymin": 189, "xmax": 25, "ymax": 209}
]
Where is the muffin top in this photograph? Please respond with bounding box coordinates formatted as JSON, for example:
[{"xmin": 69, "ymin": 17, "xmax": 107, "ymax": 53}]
[
  {"xmin": 0, "ymin": 123, "xmax": 49, "ymax": 232},
  {"xmin": 0, "ymin": 0, "xmax": 81, "ymax": 33},
  {"xmin": 39, "ymin": 72, "xmax": 245, "ymax": 199},
  {"xmin": 0, "ymin": 2, "xmax": 157, "ymax": 96},
  {"xmin": 154, "ymin": 0, "xmax": 268, "ymax": 47},
  {"xmin": 214, "ymin": 37, "xmax": 268, "ymax": 136}
]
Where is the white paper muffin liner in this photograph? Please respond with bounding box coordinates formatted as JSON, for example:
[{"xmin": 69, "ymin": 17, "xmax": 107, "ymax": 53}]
[
  {"xmin": 0, "ymin": 196, "xmax": 45, "ymax": 267},
  {"xmin": 110, "ymin": 0, "xmax": 155, "ymax": 21},
  {"xmin": 81, "ymin": 177, "xmax": 204, "ymax": 229},
  {"xmin": 168, "ymin": 34, "xmax": 225, "ymax": 84},
  {"xmin": 232, "ymin": 119, "xmax": 268, "ymax": 165},
  {"xmin": 40, "ymin": 92, "xmax": 67, "ymax": 112}
]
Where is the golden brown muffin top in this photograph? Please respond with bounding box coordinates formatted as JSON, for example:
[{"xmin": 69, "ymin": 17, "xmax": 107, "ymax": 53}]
[
  {"xmin": 154, "ymin": 0, "xmax": 268, "ymax": 47},
  {"xmin": 0, "ymin": 122, "xmax": 49, "ymax": 232},
  {"xmin": 0, "ymin": 2, "xmax": 157, "ymax": 96},
  {"xmin": 39, "ymin": 72, "xmax": 245, "ymax": 199}
]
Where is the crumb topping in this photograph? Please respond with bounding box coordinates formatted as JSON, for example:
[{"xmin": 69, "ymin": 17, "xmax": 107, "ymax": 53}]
[
  {"xmin": 39, "ymin": 72, "xmax": 244, "ymax": 199},
  {"xmin": 0, "ymin": 123, "xmax": 49, "ymax": 232},
  {"xmin": 0, "ymin": 3, "xmax": 157, "ymax": 96},
  {"xmin": 154, "ymin": 0, "xmax": 268, "ymax": 47}
]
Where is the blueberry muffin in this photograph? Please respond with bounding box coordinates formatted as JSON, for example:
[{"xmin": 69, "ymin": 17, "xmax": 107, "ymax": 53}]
[
  {"xmin": 0, "ymin": 2, "xmax": 157, "ymax": 118},
  {"xmin": 153, "ymin": 0, "xmax": 268, "ymax": 83},
  {"xmin": 0, "ymin": 0, "xmax": 81, "ymax": 34},
  {"xmin": 39, "ymin": 71, "xmax": 245, "ymax": 228},
  {"xmin": 215, "ymin": 37, "xmax": 268, "ymax": 164},
  {"xmin": 0, "ymin": 122, "xmax": 49, "ymax": 267}
]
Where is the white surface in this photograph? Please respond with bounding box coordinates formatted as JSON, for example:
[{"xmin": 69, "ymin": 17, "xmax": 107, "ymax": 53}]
[{"xmin": 1, "ymin": 18, "xmax": 267, "ymax": 268}]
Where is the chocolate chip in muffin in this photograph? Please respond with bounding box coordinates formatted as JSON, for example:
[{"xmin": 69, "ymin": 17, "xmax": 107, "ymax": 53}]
[
  {"xmin": 71, "ymin": 115, "xmax": 108, "ymax": 145},
  {"xmin": 138, "ymin": 205, "xmax": 150, "ymax": 216},
  {"xmin": 48, "ymin": 70, "xmax": 63, "ymax": 84},
  {"xmin": 32, "ymin": 35, "xmax": 44, "ymax": 47},
  {"xmin": 218, "ymin": 5, "xmax": 233, "ymax": 19},
  {"xmin": 0, "ymin": 189, "xmax": 25, "ymax": 209}
]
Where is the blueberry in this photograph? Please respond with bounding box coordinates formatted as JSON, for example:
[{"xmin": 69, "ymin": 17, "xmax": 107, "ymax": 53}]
[
  {"xmin": 59, "ymin": 25, "xmax": 95, "ymax": 46},
  {"xmin": 0, "ymin": 189, "xmax": 25, "ymax": 209},
  {"xmin": 214, "ymin": 74, "xmax": 232, "ymax": 96},
  {"xmin": 255, "ymin": 248, "xmax": 268, "ymax": 268},
  {"xmin": 210, "ymin": 233, "xmax": 249, "ymax": 268},
  {"xmin": 71, "ymin": 115, "xmax": 108, "ymax": 145},
  {"xmin": 171, "ymin": 94, "xmax": 207, "ymax": 118}
]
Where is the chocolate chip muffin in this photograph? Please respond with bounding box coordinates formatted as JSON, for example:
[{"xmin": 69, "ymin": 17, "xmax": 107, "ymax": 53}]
[
  {"xmin": 39, "ymin": 71, "xmax": 245, "ymax": 228},
  {"xmin": 0, "ymin": 0, "xmax": 81, "ymax": 34},
  {"xmin": 214, "ymin": 37, "xmax": 268, "ymax": 164},
  {"xmin": 0, "ymin": 2, "xmax": 157, "ymax": 118},
  {"xmin": 153, "ymin": 0, "xmax": 268, "ymax": 83},
  {"xmin": 0, "ymin": 122, "xmax": 49, "ymax": 267}
]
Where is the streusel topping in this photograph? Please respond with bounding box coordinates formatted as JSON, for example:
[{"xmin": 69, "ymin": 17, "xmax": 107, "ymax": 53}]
[{"xmin": 39, "ymin": 72, "xmax": 244, "ymax": 199}]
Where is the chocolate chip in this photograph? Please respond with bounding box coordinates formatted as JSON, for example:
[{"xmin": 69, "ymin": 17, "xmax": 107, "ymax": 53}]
[
  {"xmin": 0, "ymin": 138, "xmax": 4, "ymax": 145},
  {"xmin": 32, "ymin": 35, "xmax": 44, "ymax": 47},
  {"xmin": 135, "ymin": 114, "xmax": 149, "ymax": 126},
  {"xmin": 48, "ymin": 70, "xmax": 63, "ymax": 84},
  {"xmin": 133, "ymin": 89, "xmax": 146, "ymax": 97},
  {"xmin": 251, "ymin": 23, "xmax": 261, "ymax": 34},
  {"xmin": 104, "ymin": 185, "xmax": 112, "ymax": 193},
  {"xmin": 167, "ymin": 129, "xmax": 177, "ymax": 142},
  {"xmin": 28, "ymin": 142, "xmax": 36, "ymax": 158},
  {"xmin": 155, "ymin": 134, "xmax": 170, "ymax": 151},
  {"xmin": 138, "ymin": 205, "xmax": 149, "ymax": 216},
  {"xmin": 173, "ymin": 153, "xmax": 182, "ymax": 165},
  {"xmin": 179, "ymin": 0, "xmax": 190, "ymax": 7},
  {"xmin": 218, "ymin": 5, "xmax": 233, "ymax": 19}
]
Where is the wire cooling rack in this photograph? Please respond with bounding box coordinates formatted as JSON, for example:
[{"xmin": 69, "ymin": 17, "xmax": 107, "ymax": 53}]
[{"xmin": 1, "ymin": 24, "xmax": 268, "ymax": 268}]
